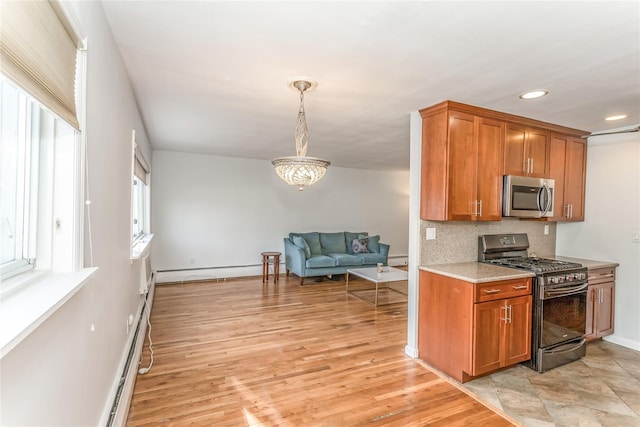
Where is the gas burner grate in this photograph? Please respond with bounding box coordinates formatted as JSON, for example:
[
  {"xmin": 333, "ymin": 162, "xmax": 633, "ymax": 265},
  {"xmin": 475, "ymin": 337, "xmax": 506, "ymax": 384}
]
[{"xmin": 487, "ymin": 257, "xmax": 583, "ymax": 273}]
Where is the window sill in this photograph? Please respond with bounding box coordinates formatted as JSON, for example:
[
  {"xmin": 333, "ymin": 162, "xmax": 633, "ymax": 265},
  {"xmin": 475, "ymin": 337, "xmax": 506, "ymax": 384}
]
[
  {"xmin": 0, "ymin": 267, "xmax": 98, "ymax": 359},
  {"xmin": 131, "ymin": 233, "xmax": 154, "ymax": 259}
]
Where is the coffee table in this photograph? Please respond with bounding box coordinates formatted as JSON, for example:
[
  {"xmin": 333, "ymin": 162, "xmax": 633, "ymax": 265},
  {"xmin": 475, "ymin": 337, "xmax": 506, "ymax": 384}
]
[{"xmin": 346, "ymin": 266, "xmax": 408, "ymax": 306}]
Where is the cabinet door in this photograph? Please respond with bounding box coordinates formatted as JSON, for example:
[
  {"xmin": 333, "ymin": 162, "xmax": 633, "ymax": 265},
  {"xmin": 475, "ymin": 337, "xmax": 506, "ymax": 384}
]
[
  {"xmin": 548, "ymin": 135, "xmax": 568, "ymax": 221},
  {"xmin": 527, "ymin": 127, "xmax": 550, "ymax": 178},
  {"xmin": 476, "ymin": 117, "xmax": 505, "ymax": 220},
  {"xmin": 504, "ymin": 123, "xmax": 528, "ymax": 176},
  {"xmin": 595, "ymin": 282, "xmax": 615, "ymax": 338},
  {"xmin": 504, "ymin": 123, "xmax": 549, "ymax": 177},
  {"xmin": 472, "ymin": 299, "xmax": 503, "ymax": 376},
  {"xmin": 448, "ymin": 111, "xmax": 477, "ymax": 220},
  {"xmin": 564, "ymin": 138, "xmax": 586, "ymax": 221},
  {"xmin": 503, "ymin": 295, "xmax": 532, "ymax": 366}
]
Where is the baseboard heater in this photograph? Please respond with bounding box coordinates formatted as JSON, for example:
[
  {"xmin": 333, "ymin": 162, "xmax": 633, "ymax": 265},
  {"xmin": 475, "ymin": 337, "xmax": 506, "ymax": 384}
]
[{"xmin": 105, "ymin": 272, "xmax": 155, "ymax": 427}]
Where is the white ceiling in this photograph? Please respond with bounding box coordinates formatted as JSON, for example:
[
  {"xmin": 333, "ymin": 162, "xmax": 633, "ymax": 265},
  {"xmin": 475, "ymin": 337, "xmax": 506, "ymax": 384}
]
[{"xmin": 101, "ymin": 1, "xmax": 640, "ymax": 171}]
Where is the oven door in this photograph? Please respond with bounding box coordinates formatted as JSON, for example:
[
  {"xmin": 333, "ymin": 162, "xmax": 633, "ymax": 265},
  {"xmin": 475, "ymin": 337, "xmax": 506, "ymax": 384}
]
[{"xmin": 540, "ymin": 282, "xmax": 587, "ymax": 348}]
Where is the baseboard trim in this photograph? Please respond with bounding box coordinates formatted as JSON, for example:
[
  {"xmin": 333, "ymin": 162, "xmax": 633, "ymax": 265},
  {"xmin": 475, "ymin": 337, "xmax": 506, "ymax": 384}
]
[
  {"xmin": 156, "ymin": 256, "xmax": 409, "ymax": 284},
  {"xmin": 404, "ymin": 345, "xmax": 419, "ymax": 358},
  {"xmin": 603, "ymin": 335, "xmax": 640, "ymax": 351}
]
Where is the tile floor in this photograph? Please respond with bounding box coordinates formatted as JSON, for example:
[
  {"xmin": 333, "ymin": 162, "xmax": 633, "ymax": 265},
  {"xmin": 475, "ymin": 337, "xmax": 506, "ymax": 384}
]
[{"xmin": 461, "ymin": 340, "xmax": 640, "ymax": 426}]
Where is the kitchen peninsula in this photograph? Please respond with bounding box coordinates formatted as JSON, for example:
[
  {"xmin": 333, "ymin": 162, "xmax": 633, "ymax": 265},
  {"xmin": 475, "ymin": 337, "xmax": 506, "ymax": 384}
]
[{"xmin": 418, "ymin": 255, "xmax": 618, "ymax": 383}]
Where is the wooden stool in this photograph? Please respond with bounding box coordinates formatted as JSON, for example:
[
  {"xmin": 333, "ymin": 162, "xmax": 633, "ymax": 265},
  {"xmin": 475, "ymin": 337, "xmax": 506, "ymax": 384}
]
[{"xmin": 261, "ymin": 251, "xmax": 281, "ymax": 283}]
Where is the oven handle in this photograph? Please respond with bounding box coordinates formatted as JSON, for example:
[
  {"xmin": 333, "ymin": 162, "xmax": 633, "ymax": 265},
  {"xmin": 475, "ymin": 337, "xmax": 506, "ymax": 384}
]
[
  {"xmin": 543, "ymin": 282, "xmax": 589, "ymax": 298},
  {"xmin": 545, "ymin": 338, "xmax": 586, "ymax": 354}
]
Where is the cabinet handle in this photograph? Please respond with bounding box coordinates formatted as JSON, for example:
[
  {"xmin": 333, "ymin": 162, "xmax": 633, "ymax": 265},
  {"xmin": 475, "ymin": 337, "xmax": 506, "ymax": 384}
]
[
  {"xmin": 500, "ymin": 306, "xmax": 509, "ymax": 322},
  {"xmin": 500, "ymin": 305, "xmax": 512, "ymax": 323},
  {"xmin": 483, "ymin": 289, "xmax": 501, "ymax": 294},
  {"xmin": 512, "ymin": 285, "xmax": 528, "ymax": 290},
  {"xmin": 569, "ymin": 204, "xmax": 573, "ymax": 219},
  {"xmin": 599, "ymin": 288, "xmax": 604, "ymax": 304},
  {"xmin": 601, "ymin": 274, "xmax": 614, "ymax": 278},
  {"xmin": 478, "ymin": 200, "xmax": 483, "ymax": 217},
  {"xmin": 508, "ymin": 304, "xmax": 512, "ymax": 323},
  {"xmin": 530, "ymin": 158, "xmax": 534, "ymax": 174},
  {"xmin": 564, "ymin": 204, "xmax": 570, "ymax": 218}
]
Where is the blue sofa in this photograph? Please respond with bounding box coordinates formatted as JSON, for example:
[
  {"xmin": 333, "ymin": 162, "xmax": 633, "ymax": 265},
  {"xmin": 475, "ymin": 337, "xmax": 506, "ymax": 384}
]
[{"xmin": 284, "ymin": 231, "xmax": 390, "ymax": 285}]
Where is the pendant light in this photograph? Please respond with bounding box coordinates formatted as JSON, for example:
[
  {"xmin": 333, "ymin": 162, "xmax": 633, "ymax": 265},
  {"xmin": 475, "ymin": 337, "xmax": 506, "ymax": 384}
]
[{"xmin": 272, "ymin": 78, "xmax": 330, "ymax": 191}]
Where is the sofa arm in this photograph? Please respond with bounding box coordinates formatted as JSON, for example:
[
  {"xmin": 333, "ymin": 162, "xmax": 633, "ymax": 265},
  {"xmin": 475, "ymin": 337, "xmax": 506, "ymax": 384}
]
[
  {"xmin": 284, "ymin": 238, "xmax": 306, "ymax": 276},
  {"xmin": 379, "ymin": 243, "xmax": 390, "ymax": 263}
]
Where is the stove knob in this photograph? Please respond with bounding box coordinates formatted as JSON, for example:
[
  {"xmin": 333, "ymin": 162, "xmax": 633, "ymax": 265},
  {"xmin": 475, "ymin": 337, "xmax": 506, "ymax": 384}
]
[
  {"xmin": 557, "ymin": 276, "xmax": 564, "ymax": 283},
  {"xmin": 566, "ymin": 274, "xmax": 574, "ymax": 282}
]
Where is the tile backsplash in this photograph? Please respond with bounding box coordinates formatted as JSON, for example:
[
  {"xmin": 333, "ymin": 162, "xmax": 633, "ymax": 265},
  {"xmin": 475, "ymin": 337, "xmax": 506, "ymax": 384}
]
[{"xmin": 420, "ymin": 218, "xmax": 556, "ymax": 265}]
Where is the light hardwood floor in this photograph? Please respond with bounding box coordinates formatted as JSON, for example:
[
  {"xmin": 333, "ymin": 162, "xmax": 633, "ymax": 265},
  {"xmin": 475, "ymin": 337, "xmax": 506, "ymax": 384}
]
[{"xmin": 126, "ymin": 274, "xmax": 515, "ymax": 426}]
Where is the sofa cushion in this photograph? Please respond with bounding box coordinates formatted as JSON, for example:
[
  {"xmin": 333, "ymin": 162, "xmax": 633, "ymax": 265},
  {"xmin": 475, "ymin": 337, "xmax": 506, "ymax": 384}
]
[
  {"xmin": 359, "ymin": 234, "xmax": 380, "ymax": 253},
  {"xmin": 356, "ymin": 253, "xmax": 387, "ymax": 265},
  {"xmin": 345, "ymin": 231, "xmax": 367, "ymax": 254},
  {"xmin": 352, "ymin": 238, "xmax": 370, "ymax": 254},
  {"xmin": 328, "ymin": 253, "xmax": 361, "ymax": 267},
  {"xmin": 305, "ymin": 255, "xmax": 336, "ymax": 269},
  {"xmin": 292, "ymin": 235, "xmax": 311, "ymax": 258},
  {"xmin": 320, "ymin": 232, "xmax": 347, "ymax": 255},
  {"xmin": 294, "ymin": 232, "xmax": 321, "ymax": 256}
]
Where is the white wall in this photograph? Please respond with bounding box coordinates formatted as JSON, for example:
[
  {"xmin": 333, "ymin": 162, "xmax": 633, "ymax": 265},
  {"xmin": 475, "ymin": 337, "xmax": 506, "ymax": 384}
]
[
  {"xmin": 0, "ymin": 2, "xmax": 153, "ymax": 425},
  {"xmin": 556, "ymin": 131, "xmax": 640, "ymax": 351},
  {"xmin": 152, "ymin": 150, "xmax": 409, "ymax": 281}
]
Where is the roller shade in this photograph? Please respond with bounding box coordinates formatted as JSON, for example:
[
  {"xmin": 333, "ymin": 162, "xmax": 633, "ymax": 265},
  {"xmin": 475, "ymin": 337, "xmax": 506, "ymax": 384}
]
[
  {"xmin": 134, "ymin": 146, "xmax": 150, "ymax": 184},
  {"xmin": 0, "ymin": 0, "xmax": 80, "ymax": 129}
]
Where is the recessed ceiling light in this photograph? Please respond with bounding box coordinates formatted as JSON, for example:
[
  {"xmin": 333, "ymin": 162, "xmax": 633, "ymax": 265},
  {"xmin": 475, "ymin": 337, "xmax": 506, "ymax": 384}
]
[
  {"xmin": 519, "ymin": 90, "xmax": 549, "ymax": 100},
  {"xmin": 604, "ymin": 114, "xmax": 628, "ymax": 121}
]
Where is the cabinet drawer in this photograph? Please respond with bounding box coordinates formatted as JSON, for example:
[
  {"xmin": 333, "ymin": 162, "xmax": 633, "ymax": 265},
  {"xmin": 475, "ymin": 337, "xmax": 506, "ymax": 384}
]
[
  {"xmin": 475, "ymin": 278, "xmax": 531, "ymax": 302},
  {"xmin": 588, "ymin": 268, "xmax": 615, "ymax": 284}
]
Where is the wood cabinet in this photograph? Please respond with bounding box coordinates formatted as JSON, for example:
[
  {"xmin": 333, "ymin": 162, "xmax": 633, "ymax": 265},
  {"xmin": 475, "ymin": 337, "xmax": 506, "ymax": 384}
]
[
  {"xmin": 549, "ymin": 134, "xmax": 587, "ymax": 221},
  {"xmin": 419, "ymin": 101, "xmax": 588, "ymax": 222},
  {"xmin": 504, "ymin": 123, "xmax": 550, "ymax": 177},
  {"xmin": 421, "ymin": 107, "xmax": 504, "ymax": 221},
  {"xmin": 418, "ymin": 270, "xmax": 532, "ymax": 382},
  {"xmin": 586, "ymin": 267, "xmax": 615, "ymax": 341},
  {"xmin": 472, "ymin": 295, "xmax": 532, "ymax": 376}
]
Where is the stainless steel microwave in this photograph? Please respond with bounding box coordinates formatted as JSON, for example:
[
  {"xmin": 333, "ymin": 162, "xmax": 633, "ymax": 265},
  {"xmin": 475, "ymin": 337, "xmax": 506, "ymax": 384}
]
[{"xmin": 503, "ymin": 175, "xmax": 554, "ymax": 218}]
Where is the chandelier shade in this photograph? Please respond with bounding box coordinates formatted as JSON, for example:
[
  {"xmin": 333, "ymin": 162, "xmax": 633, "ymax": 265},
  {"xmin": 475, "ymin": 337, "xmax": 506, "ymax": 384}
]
[{"xmin": 272, "ymin": 78, "xmax": 330, "ymax": 191}]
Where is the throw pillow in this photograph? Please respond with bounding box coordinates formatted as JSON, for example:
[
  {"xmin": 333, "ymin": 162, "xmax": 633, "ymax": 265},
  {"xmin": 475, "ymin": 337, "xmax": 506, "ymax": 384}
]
[
  {"xmin": 352, "ymin": 238, "xmax": 370, "ymax": 254},
  {"xmin": 292, "ymin": 235, "xmax": 311, "ymax": 258},
  {"xmin": 345, "ymin": 232, "xmax": 367, "ymax": 254},
  {"xmin": 360, "ymin": 234, "xmax": 380, "ymax": 253}
]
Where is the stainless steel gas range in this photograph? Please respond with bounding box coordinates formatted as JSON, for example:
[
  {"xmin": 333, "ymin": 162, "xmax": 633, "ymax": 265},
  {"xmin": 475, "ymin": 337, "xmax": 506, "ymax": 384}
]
[{"xmin": 479, "ymin": 233, "xmax": 588, "ymax": 372}]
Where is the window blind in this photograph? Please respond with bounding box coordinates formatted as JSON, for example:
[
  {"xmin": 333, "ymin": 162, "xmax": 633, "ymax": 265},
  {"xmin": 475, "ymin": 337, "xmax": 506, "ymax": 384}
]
[{"xmin": 0, "ymin": 0, "xmax": 81, "ymax": 129}]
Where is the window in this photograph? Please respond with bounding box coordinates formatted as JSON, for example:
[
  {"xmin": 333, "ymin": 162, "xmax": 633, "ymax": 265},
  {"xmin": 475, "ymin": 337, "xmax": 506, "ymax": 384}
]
[
  {"xmin": 0, "ymin": 76, "xmax": 80, "ymax": 282},
  {"xmin": 132, "ymin": 175, "xmax": 146, "ymax": 240},
  {"xmin": 131, "ymin": 137, "xmax": 151, "ymax": 258}
]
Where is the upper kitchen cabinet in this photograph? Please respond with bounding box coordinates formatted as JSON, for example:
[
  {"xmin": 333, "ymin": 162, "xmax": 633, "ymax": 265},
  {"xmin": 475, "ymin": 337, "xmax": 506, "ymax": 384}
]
[
  {"xmin": 504, "ymin": 123, "xmax": 550, "ymax": 178},
  {"xmin": 421, "ymin": 104, "xmax": 504, "ymax": 221},
  {"xmin": 549, "ymin": 134, "xmax": 587, "ymax": 221},
  {"xmin": 419, "ymin": 101, "xmax": 589, "ymax": 222}
]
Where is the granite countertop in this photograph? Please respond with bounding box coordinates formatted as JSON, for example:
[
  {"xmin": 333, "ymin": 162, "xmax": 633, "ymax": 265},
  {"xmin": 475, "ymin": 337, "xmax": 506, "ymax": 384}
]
[
  {"xmin": 548, "ymin": 256, "xmax": 620, "ymax": 270},
  {"xmin": 419, "ymin": 262, "xmax": 535, "ymax": 283}
]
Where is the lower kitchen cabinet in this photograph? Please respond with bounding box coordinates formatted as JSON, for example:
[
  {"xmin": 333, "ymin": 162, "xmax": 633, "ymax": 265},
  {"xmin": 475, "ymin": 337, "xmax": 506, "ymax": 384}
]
[
  {"xmin": 472, "ymin": 295, "xmax": 532, "ymax": 376},
  {"xmin": 418, "ymin": 270, "xmax": 532, "ymax": 382},
  {"xmin": 586, "ymin": 267, "xmax": 616, "ymax": 341}
]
